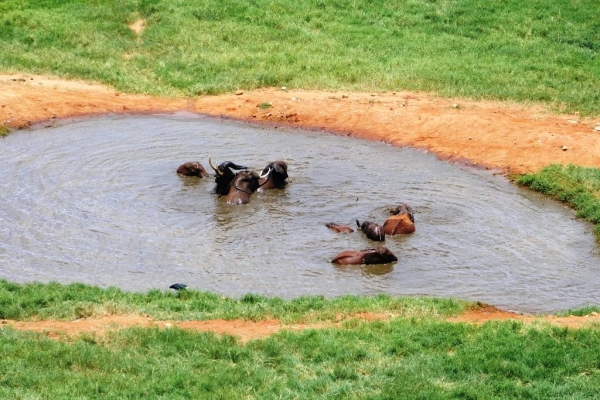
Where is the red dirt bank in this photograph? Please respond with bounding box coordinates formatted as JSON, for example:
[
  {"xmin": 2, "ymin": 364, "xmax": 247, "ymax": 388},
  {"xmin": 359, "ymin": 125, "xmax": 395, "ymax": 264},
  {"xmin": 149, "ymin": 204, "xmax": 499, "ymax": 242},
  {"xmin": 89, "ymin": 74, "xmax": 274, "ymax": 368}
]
[{"xmin": 2, "ymin": 73, "xmax": 600, "ymax": 174}]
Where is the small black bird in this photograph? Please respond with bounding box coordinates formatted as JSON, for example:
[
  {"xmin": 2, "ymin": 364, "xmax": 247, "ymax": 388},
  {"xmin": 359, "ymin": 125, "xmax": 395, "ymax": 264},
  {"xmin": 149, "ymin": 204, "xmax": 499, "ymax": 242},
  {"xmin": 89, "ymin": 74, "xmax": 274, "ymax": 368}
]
[{"xmin": 169, "ymin": 283, "xmax": 187, "ymax": 291}]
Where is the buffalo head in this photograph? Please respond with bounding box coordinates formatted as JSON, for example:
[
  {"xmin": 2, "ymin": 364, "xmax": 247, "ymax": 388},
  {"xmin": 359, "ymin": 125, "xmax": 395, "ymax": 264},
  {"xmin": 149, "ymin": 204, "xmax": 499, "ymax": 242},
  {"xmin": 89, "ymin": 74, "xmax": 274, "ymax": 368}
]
[
  {"xmin": 331, "ymin": 247, "xmax": 398, "ymax": 265},
  {"xmin": 226, "ymin": 170, "xmax": 261, "ymax": 205},
  {"xmin": 177, "ymin": 161, "xmax": 209, "ymax": 178},
  {"xmin": 209, "ymin": 157, "xmax": 248, "ymax": 195},
  {"xmin": 258, "ymin": 161, "xmax": 290, "ymax": 190},
  {"xmin": 384, "ymin": 203, "xmax": 415, "ymax": 235},
  {"xmin": 356, "ymin": 220, "xmax": 385, "ymax": 241}
]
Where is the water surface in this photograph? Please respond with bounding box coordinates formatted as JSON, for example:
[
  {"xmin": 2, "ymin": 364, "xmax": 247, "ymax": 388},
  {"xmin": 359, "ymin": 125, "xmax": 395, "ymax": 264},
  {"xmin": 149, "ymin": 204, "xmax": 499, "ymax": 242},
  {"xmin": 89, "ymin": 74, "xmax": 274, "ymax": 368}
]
[{"xmin": 1, "ymin": 113, "xmax": 598, "ymax": 313}]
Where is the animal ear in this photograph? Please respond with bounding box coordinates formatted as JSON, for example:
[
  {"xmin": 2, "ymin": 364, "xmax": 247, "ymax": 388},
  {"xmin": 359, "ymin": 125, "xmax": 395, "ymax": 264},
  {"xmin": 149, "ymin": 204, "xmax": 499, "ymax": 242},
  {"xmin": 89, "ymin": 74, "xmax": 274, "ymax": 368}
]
[
  {"xmin": 396, "ymin": 203, "xmax": 415, "ymax": 222},
  {"xmin": 273, "ymin": 162, "xmax": 287, "ymax": 175},
  {"xmin": 405, "ymin": 205, "xmax": 415, "ymax": 223}
]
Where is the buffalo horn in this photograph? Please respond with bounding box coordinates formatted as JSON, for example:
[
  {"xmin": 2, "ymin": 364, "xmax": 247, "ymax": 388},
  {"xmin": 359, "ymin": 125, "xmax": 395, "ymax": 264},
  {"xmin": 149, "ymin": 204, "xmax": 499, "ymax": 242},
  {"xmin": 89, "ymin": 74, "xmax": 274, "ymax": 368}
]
[
  {"xmin": 259, "ymin": 166, "xmax": 272, "ymax": 179},
  {"xmin": 208, "ymin": 156, "xmax": 223, "ymax": 176}
]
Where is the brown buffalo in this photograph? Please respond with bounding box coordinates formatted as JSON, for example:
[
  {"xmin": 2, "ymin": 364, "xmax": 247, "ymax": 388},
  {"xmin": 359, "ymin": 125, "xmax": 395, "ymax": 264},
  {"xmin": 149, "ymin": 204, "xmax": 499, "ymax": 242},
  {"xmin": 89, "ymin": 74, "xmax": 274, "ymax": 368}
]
[
  {"xmin": 209, "ymin": 157, "xmax": 248, "ymax": 195},
  {"xmin": 331, "ymin": 247, "xmax": 398, "ymax": 265},
  {"xmin": 258, "ymin": 160, "xmax": 290, "ymax": 190},
  {"xmin": 356, "ymin": 220, "xmax": 385, "ymax": 241},
  {"xmin": 383, "ymin": 203, "xmax": 415, "ymax": 235},
  {"xmin": 325, "ymin": 222, "xmax": 355, "ymax": 233},
  {"xmin": 177, "ymin": 162, "xmax": 209, "ymax": 177},
  {"xmin": 225, "ymin": 170, "xmax": 261, "ymax": 205}
]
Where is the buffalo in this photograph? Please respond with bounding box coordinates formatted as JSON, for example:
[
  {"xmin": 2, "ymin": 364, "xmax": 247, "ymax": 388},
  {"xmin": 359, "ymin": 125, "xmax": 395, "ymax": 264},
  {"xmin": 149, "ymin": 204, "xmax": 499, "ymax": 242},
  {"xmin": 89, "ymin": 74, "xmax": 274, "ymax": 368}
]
[
  {"xmin": 325, "ymin": 222, "xmax": 355, "ymax": 233},
  {"xmin": 177, "ymin": 162, "xmax": 209, "ymax": 177},
  {"xmin": 258, "ymin": 160, "xmax": 290, "ymax": 190},
  {"xmin": 331, "ymin": 247, "xmax": 398, "ymax": 265},
  {"xmin": 383, "ymin": 203, "xmax": 415, "ymax": 235},
  {"xmin": 225, "ymin": 170, "xmax": 261, "ymax": 205},
  {"xmin": 209, "ymin": 157, "xmax": 248, "ymax": 195},
  {"xmin": 356, "ymin": 219, "xmax": 385, "ymax": 241}
]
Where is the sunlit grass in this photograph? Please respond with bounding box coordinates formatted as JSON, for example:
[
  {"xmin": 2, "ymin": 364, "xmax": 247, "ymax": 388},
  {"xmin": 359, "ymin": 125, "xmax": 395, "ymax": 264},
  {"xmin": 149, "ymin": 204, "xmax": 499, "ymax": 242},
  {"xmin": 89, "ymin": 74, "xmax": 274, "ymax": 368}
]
[
  {"xmin": 1, "ymin": 313, "xmax": 600, "ymax": 398},
  {"xmin": 1, "ymin": 0, "xmax": 599, "ymax": 114},
  {"xmin": 0, "ymin": 280, "xmax": 467, "ymax": 323},
  {"xmin": 2, "ymin": 284, "xmax": 600, "ymax": 398},
  {"xmin": 2, "ymin": 2, "xmax": 600, "ymax": 396}
]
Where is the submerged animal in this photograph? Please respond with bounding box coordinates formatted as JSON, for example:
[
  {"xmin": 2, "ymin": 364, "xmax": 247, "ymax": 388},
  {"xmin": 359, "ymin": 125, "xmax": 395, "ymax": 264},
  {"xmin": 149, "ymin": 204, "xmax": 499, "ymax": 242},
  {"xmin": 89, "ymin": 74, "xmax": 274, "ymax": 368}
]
[
  {"xmin": 331, "ymin": 247, "xmax": 398, "ymax": 265},
  {"xmin": 176, "ymin": 162, "xmax": 209, "ymax": 177},
  {"xmin": 356, "ymin": 220, "xmax": 385, "ymax": 241},
  {"xmin": 383, "ymin": 203, "xmax": 415, "ymax": 235},
  {"xmin": 209, "ymin": 157, "xmax": 248, "ymax": 195},
  {"xmin": 225, "ymin": 170, "xmax": 261, "ymax": 205},
  {"xmin": 325, "ymin": 222, "xmax": 355, "ymax": 233},
  {"xmin": 258, "ymin": 161, "xmax": 290, "ymax": 190}
]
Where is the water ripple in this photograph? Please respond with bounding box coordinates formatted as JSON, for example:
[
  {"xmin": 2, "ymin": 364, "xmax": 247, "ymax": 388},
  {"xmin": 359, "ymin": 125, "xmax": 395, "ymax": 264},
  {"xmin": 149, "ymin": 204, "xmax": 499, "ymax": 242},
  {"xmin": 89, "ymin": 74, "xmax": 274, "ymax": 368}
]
[{"xmin": 0, "ymin": 114, "xmax": 598, "ymax": 313}]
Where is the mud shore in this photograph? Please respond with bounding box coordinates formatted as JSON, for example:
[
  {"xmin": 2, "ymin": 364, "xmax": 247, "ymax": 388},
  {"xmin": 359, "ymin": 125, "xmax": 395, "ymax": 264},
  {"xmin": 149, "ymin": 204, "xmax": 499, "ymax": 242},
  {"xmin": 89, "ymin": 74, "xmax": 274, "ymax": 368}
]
[{"xmin": 3, "ymin": 73, "xmax": 600, "ymax": 174}]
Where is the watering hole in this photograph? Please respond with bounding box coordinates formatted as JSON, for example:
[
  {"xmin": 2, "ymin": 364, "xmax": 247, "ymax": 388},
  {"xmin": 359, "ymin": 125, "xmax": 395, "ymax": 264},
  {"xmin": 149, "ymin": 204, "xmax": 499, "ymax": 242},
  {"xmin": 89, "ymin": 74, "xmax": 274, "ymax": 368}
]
[{"xmin": 1, "ymin": 113, "xmax": 599, "ymax": 314}]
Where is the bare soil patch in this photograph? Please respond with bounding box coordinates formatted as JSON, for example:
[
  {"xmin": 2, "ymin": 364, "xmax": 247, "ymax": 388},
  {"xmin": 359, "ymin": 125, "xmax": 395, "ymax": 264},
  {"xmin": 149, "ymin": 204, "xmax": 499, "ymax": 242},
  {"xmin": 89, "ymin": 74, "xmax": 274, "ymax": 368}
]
[
  {"xmin": 447, "ymin": 306, "xmax": 600, "ymax": 329},
  {"xmin": 128, "ymin": 19, "xmax": 146, "ymax": 36},
  {"xmin": 2, "ymin": 73, "xmax": 600, "ymax": 174},
  {"xmin": 1, "ymin": 313, "xmax": 391, "ymax": 342},
  {"xmin": 3, "ymin": 308, "xmax": 599, "ymax": 342}
]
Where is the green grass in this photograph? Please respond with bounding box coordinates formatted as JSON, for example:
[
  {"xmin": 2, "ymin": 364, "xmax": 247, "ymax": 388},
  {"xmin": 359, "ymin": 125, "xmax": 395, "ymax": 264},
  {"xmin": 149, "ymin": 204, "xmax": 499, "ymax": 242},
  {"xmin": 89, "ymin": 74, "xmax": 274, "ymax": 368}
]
[
  {"xmin": 517, "ymin": 164, "xmax": 600, "ymax": 241},
  {"xmin": 1, "ymin": 282, "xmax": 600, "ymax": 399},
  {"xmin": 1, "ymin": 311, "xmax": 600, "ymax": 398},
  {"xmin": 0, "ymin": 280, "xmax": 467, "ymax": 322},
  {"xmin": 1, "ymin": 0, "xmax": 599, "ymax": 114},
  {"xmin": 560, "ymin": 304, "xmax": 600, "ymax": 317},
  {"xmin": 2, "ymin": 3, "xmax": 600, "ymax": 396}
]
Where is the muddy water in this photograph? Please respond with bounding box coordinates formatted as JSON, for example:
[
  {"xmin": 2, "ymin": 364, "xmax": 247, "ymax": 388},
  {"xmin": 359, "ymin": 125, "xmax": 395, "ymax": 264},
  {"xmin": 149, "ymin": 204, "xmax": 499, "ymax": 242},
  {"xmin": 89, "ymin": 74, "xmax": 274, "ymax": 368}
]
[{"xmin": 1, "ymin": 113, "xmax": 599, "ymax": 314}]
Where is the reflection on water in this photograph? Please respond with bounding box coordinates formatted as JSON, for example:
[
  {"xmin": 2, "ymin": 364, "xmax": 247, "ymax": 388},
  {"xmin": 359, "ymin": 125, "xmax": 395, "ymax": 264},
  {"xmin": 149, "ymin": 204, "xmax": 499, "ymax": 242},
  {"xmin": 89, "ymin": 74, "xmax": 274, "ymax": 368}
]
[
  {"xmin": 332, "ymin": 263, "xmax": 395, "ymax": 276},
  {"xmin": 0, "ymin": 113, "xmax": 599, "ymax": 313}
]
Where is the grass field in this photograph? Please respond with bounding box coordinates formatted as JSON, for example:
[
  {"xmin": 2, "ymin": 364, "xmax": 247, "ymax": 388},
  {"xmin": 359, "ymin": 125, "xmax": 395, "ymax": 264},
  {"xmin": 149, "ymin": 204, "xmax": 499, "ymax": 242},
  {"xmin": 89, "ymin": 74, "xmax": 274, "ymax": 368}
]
[
  {"xmin": 1, "ymin": 281, "xmax": 600, "ymax": 399},
  {"xmin": 0, "ymin": 280, "xmax": 467, "ymax": 322},
  {"xmin": 2, "ymin": 2, "xmax": 600, "ymax": 397},
  {"xmin": 1, "ymin": 0, "xmax": 599, "ymax": 114},
  {"xmin": 2, "ymin": 317, "xmax": 600, "ymax": 398}
]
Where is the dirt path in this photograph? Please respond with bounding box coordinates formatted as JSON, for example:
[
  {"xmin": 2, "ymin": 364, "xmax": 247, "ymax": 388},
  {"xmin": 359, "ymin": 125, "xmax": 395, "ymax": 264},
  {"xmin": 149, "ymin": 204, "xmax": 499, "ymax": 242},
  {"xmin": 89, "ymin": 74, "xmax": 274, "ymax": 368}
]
[
  {"xmin": 2, "ymin": 307, "xmax": 599, "ymax": 342},
  {"xmin": 2, "ymin": 73, "xmax": 600, "ymax": 174},
  {"xmin": 0, "ymin": 313, "xmax": 389, "ymax": 342}
]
